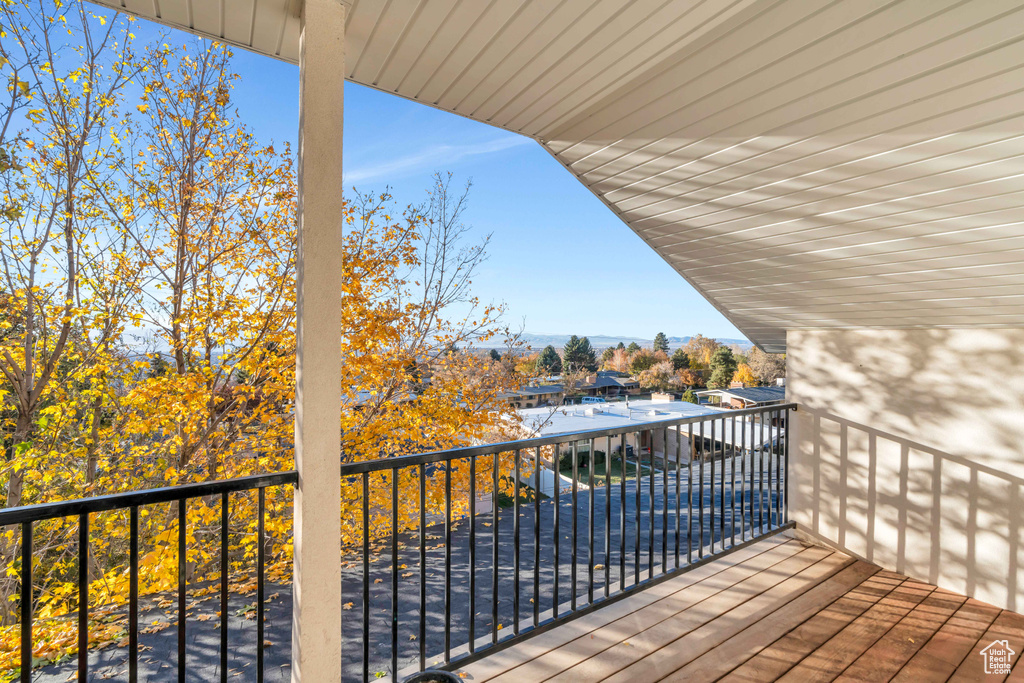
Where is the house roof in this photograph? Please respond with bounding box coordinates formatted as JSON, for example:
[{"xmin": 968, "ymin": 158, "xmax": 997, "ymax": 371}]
[
  {"xmin": 91, "ymin": 0, "xmax": 1024, "ymax": 352},
  {"xmin": 513, "ymin": 385, "xmax": 564, "ymax": 397},
  {"xmin": 698, "ymin": 386, "xmax": 786, "ymax": 404},
  {"xmin": 518, "ymin": 399, "xmax": 780, "ymax": 448},
  {"xmin": 583, "ymin": 374, "xmax": 639, "ymax": 390}
]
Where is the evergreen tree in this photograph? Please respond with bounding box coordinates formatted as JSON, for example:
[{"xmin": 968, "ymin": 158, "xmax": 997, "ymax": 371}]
[
  {"xmin": 671, "ymin": 347, "xmax": 690, "ymax": 371},
  {"xmin": 616, "ymin": 341, "xmax": 626, "ymax": 350},
  {"xmin": 626, "ymin": 341, "xmax": 641, "ymax": 354},
  {"xmin": 489, "ymin": 349, "xmax": 501, "ymax": 362},
  {"xmin": 601, "ymin": 347, "xmax": 615, "ymax": 365},
  {"xmin": 538, "ymin": 345, "xmax": 562, "ymax": 374},
  {"xmin": 653, "ymin": 332, "xmax": 669, "ymax": 353},
  {"xmin": 707, "ymin": 346, "xmax": 739, "ymax": 388},
  {"xmin": 148, "ymin": 354, "xmax": 170, "ymax": 379},
  {"xmin": 563, "ymin": 335, "xmax": 597, "ymax": 372}
]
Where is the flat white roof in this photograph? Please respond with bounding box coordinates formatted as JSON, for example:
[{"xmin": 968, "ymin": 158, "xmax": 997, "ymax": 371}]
[{"xmin": 518, "ymin": 399, "xmax": 781, "ymax": 450}]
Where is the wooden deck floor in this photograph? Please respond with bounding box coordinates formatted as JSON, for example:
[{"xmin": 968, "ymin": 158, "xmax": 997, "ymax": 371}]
[{"xmin": 456, "ymin": 534, "xmax": 1024, "ymax": 682}]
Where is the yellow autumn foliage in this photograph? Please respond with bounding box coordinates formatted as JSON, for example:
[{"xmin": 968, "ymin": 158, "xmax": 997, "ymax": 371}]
[{"xmin": 0, "ymin": 4, "xmax": 524, "ymax": 676}]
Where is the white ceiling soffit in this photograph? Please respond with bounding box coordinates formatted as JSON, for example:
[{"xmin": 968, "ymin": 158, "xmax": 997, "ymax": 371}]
[{"xmin": 89, "ymin": 0, "xmax": 1024, "ymax": 353}]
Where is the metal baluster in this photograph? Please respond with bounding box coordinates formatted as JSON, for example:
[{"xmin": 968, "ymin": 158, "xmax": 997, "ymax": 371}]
[
  {"xmin": 393, "ymin": 469, "xmax": 401, "ymax": 672},
  {"xmin": 469, "ymin": 457, "xmax": 476, "ymax": 652},
  {"xmin": 419, "ymin": 465, "xmax": 427, "ymax": 668},
  {"xmin": 20, "ymin": 521, "xmax": 32, "ymax": 683},
  {"xmin": 220, "ymin": 493, "xmax": 229, "ymax": 683},
  {"xmin": 675, "ymin": 426, "xmax": 681, "ymax": 569},
  {"xmin": 619, "ymin": 434, "xmax": 626, "ymax": 590},
  {"xmin": 762, "ymin": 410, "xmax": 768, "ymax": 534},
  {"xmin": 513, "ymin": 450, "xmax": 520, "ymax": 636},
  {"xmin": 445, "ymin": 463, "xmax": 452, "ymax": 661},
  {"xmin": 588, "ymin": 438, "xmax": 595, "ymax": 604},
  {"xmin": 177, "ymin": 503, "xmax": 185, "ymax": 683},
  {"xmin": 754, "ymin": 414, "xmax": 760, "ymax": 534},
  {"xmin": 257, "ymin": 489, "xmax": 265, "ymax": 683},
  {"xmin": 662, "ymin": 429, "xmax": 668, "ymax": 572},
  {"xmin": 742, "ymin": 414, "xmax": 748, "ymax": 542},
  {"xmin": 648, "ymin": 430, "xmax": 654, "ymax": 579},
  {"xmin": 571, "ymin": 441, "xmax": 578, "ymax": 611},
  {"xmin": 784, "ymin": 408, "xmax": 791, "ymax": 523},
  {"xmin": 604, "ymin": 436, "xmax": 611, "ymax": 599},
  {"xmin": 770, "ymin": 411, "xmax": 774, "ymax": 528},
  {"xmin": 719, "ymin": 417, "xmax": 726, "ymax": 552},
  {"xmin": 362, "ymin": 474, "xmax": 370, "ymax": 683},
  {"xmin": 553, "ymin": 444, "xmax": 560, "ymax": 618},
  {"xmin": 634, "ymin": 433, "xmax": 641, "ymax": 585},
  {"xmin": 533, "ymin": 447, "xmax": 540, "ymax": 628},
  {"xmin": 749, "ymin": 411, "xmax": 757, "ymax": 540},
  {"xmin": 753, "ymin": 411, "xmax": 761, "ymax": 532},
  {"xmin": 130, "ymin": 506, "xmax": 139, "ymax": 683},
  {"xmin": 492, "ymin": 454, "xmax": 499, "ymax": 646},
  {"xmin": 698, "ymin": 421, "xmax": 705, "ymax": 559},
  {"xmin": 753, "ymin": 412, "xmax": 760, "ymax": 534},
  {"xmin": 687, "ymin": 424, "xmax": 693, "ymax": 564},
  {"xmin": 731, "ymin": 416, "xmax": 737, "ymax": 548},
  {"xmin": 80, "ymin": 513, "xmax": 90, "ymax": 683},
  {"xmin": 712, "ymin": 421, "xmax": 720, "ymax": 557},
  {"xmin": 776, "ymin": 409, "xmax": 783, "ymax": 526}
]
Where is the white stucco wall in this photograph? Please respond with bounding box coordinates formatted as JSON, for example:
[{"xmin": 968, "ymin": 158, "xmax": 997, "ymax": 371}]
[{"xmin": 788, "ymin": 328, "xmax": 1024, "ymax": 611}]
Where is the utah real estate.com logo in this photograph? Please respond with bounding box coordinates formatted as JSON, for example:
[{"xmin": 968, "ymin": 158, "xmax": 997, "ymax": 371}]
[{"xmin": 981, "ymin": 640, "xmax": 1014, "ymax": 675}]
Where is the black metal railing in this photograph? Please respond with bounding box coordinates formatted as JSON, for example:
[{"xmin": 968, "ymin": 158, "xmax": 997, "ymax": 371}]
[
  {"xmin": 0, "ymin": 471, "xmax": 296, "ymax": 683},
  {"xmin": 342, "ymin": 402, "xmax": 794, "ymax": 680},
  {"xmin": 2, "ymin": 402, "xmax": 793, "ymax": 682}
]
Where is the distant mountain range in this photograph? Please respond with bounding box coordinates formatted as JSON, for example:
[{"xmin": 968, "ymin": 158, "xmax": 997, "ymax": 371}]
[{"xmin": 477, "ymin": 333, "xmax": 751, "ymax": 350}]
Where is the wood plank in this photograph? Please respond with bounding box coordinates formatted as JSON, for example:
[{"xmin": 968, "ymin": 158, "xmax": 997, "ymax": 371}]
[
  {"xmin": 456, "ymin": 535, "xmax": 796, "ymax": 682},
  {"xmin": 890, "ymin": 598, "xmax": 1002, "ymax": 683},
  {"xmin": 836, "ymin": 587, "xmax": 968, "ymax": 682},
  {"xmin": 776, "ymin": 577, "xmax": 937, "ymax": 682},
  {"xmin": 605, "ymin": 552, "xmax": 854, "ymax": 683},
  {"xmin": 660, "ymin": 561, "xmax": 880, "ymax": 682},
  {"xmin": 546, "ymin": 546, "xmax": 835, "ymax": 682},
  {"xmin": 948, "ymin": 610, "xmax": 1024, "ymax": 682},
  {"xmin": 481, "ymin": 539, "xmax": 811, "ymax": 683},
  {"xmin": 720, "ymin": 572, "xmax": 904, "ymax": 682}
]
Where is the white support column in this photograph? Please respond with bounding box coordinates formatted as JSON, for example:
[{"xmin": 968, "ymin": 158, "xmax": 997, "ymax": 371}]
[{"xmin": 294, "ymin": 1, "xmax": 344, "ymax": 681}]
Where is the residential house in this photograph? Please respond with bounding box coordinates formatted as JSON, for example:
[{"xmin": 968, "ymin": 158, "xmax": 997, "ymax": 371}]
[
  {"xmin": 577, "ymin": 371, "xmax": 641, "ymax": 399},
  {"xmin": 498, "ymin": 384, "xmax": 564, "ymax": 409},
  {"xmin": 695, "ymin": 385, "xmax": 787, "ymax": 409}
]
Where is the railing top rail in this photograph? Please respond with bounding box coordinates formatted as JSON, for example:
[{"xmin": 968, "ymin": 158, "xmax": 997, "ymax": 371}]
[
  {"xmin": 0, "ymin": 471, "xmax": 298, "ymax": 526},
  {"xmin": 0, "ymin": 403, "xmax": 795, "ymax": 525},
  {"xmin": 340, "ymin": 402, "xmax": 796, "ymax": 476}
]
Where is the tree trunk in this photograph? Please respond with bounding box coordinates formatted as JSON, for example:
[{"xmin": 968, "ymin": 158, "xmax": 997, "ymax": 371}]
[
  {"xmin": 86, "ymin": 394, "xmax": 102, "ymax": 485},
  {"xmin": 5, "ymin": 413, "xmax": 32, "ymax": 509},
  {"xmin": 0, "ymin": 414, "xmax": 32, "ymax": 625}
]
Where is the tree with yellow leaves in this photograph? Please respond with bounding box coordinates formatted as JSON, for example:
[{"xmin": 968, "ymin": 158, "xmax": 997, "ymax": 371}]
[
  {"xmin": 0, "ymin": 1, "xmax": 526, "ymax": 669},
  {"xmin": 732, "ymin": 363, "xmax": 758, "ymax": 387},
  {"xmin": 103, "ymin": 40, "xmax": 297, "ymax": 483}
]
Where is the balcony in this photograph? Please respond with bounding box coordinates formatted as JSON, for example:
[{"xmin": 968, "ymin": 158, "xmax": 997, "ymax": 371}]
[
  {"xmin": 9, "ymin": 399, "xmax": 1023, "ymax": 682},
  {"xmin": 8, "ymin": 405, "xmax": 792, "ymax": 682},
  {"xmin": 10, "ymin": 0, "xmax": 1024, "ymax": 680}
]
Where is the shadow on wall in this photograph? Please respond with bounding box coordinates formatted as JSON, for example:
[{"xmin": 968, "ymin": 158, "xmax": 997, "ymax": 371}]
[{"xmin": 788, "ymin": 328, "xmax": 1024, "ymax": 613}]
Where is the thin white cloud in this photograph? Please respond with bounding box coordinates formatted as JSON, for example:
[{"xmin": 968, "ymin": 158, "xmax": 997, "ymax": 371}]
[{"xmin": 344, "ymin": 135, "xmax": 533, "ymax": 184}]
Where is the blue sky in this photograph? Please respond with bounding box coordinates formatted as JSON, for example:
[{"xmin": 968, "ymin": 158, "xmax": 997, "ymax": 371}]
[{"xmin": 152, "ymin": 29, "xmax": 745, "ymax": 341}]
